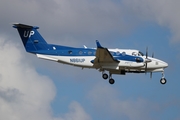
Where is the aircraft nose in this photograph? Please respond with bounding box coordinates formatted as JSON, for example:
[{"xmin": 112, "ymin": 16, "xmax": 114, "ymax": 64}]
[
  {"xmin": 164, "ymin": 62, "xmax": 168, "ymax": 68},
  {"xmin": 153, "ymin": 58, "xmax": 168, "ymax": 68},
  {"xmin": 161, "ymin": 61, "xmax": 168, "ymax": 68}
]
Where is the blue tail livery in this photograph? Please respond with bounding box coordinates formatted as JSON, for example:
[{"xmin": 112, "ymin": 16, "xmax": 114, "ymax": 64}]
[
  {"xmin": 13, "ymin": 23, "xmax": 168, "ymax": 85},
  {"xmin": 13, "ymin": 23, "xmax": 48, "ymax": 53}
]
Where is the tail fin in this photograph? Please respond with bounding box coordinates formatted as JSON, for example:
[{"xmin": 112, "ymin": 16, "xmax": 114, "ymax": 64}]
[{"xmin": 13, "ymin": 23, "xmax": 49, "ymax": 53}]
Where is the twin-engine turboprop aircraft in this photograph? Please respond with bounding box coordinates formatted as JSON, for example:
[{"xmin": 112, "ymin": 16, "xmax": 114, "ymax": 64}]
[{"xmin": 13, "ymin": 23, "xmax": 168, "ymax": 84}]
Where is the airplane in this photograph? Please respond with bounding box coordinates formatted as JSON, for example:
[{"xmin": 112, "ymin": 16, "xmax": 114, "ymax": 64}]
[{"xmin": 13, "ymin": 23, "xmax": 168, "ymax": 85}]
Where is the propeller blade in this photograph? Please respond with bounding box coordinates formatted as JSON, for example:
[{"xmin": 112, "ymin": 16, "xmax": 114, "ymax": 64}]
[
  {"xmin": 145, "ymin": 47, "xmax": 148, "ymax": 74},
  {"xmin": 150, "ymin": 72, "xmax": 152, "ymax": 78},
  {"xmin": 152, "ymin": 52, "xmax": 154, "ymax": 58},
  {"xmin": 145, "ymin": 62, "xmax": 147, "ymax": 74},
  {"xmin": 146, "ymin": 47, "xmax": 148, "ymax": 59},
  {"xmin": 145, "ymin": 47, "xmax": 152, "ymax": 74}
]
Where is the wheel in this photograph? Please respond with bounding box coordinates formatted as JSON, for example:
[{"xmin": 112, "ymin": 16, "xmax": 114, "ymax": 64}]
[
  {"xmin": 102, "ymin": 73, "xmax": 108, "ymax": 80},
  {"xmin": 160, "ymin": 78, "xmax": 167, "ymax": 84},
  {"xmin": 109, "ymin": 79, "xmax": 115, "ymax": 84}
]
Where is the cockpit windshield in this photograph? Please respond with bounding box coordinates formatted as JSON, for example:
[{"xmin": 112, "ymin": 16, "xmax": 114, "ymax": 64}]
[{"xmin": 138, "ymin": 51, "xmax": 144, "ymax": 56}]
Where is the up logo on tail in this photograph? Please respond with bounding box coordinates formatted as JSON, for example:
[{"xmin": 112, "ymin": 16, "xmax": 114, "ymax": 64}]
[{"xmin": 23, "ymin": 31, "xmax": 35, "ymax": 38}]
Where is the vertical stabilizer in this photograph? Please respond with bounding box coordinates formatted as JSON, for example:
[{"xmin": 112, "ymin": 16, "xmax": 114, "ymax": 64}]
[{"xmin": 13, "ymin": 23, "xmax": 48, "ymax": 53}]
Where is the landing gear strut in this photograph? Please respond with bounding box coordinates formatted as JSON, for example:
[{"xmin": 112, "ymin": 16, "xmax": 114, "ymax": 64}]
[
  {"xmin": 160, "ymin": 71, "xmax": 167, "ymax": 85},
  {"xmin": 102, "ymin": 72, "xmax": 115, "ymax": 84}
]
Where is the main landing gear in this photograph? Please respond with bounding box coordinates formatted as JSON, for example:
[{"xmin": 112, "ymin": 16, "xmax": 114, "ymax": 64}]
[
  {"xmin": 160, "ymin": 71, "xmax": 167, "ymax": 85},
  {"xmin": 102, "ymin": 72, "xmax": 115, "ymax": 84}
]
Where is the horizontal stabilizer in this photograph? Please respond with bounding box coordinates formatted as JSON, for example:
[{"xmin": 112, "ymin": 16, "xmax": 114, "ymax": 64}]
[{"xmin": 13, "ymin": 23, "xmax": 39, "ymax": 29}]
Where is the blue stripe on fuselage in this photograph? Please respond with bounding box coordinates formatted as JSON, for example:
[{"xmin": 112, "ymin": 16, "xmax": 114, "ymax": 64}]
[{"xmin": 29, "ymin": 44, "xmax": 143, "ymax": 62}]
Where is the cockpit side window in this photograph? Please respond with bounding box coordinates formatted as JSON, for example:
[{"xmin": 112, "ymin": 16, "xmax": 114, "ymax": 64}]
[
  {"xmin": 138, "ymin": 51, "xmax": 144, "ymax": 56},
  {"xmin": 132, "ymin": 52, "xmax": 137, "ymax": 56},
  {"xmin": 122, "ymin": 52, "xmax": 126, "ymax": 56}
]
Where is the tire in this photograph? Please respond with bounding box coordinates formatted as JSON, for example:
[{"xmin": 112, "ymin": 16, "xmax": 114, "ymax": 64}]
[
  {"xmin": 102, "ymin": 73, "xmax": 108, "ymax": 80},
  {"xmin": 109, "ymin": 79, "xmax": 115, "ymax": 84},
  {"xmin": 160, "ymin": 78, "xmax": 167, "ymax": 84}
]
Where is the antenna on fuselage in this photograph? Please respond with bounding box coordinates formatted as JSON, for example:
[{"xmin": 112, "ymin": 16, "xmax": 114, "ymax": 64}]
[{"xmin": 83, "ymin": 45, "xmax": 87, "ymax": 48}]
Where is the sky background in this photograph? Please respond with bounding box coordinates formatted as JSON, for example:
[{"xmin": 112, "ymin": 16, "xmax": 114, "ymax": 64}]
[{"xmin": 0, "ymin": 0, "xmax": 180, "ymax": 120}]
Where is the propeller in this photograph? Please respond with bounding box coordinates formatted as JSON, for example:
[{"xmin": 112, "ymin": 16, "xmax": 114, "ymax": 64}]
[
  {"xmin": 150, "ymin": 52, "xmax": 154, "ymax": 78},
  {"xmin": 144, "ymin": 47, "xmax": 152, "ymax": 73}
]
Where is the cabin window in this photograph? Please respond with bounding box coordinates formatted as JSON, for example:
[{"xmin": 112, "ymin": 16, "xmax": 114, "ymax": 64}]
[
  {"xmin": 68, "ymin": 51, "xmax": 72, "ymax": 54},
  {"xmin": 88, "ymin": 51, "xmax": 92, "ymax": 55},
  {"xmin": 79, "ymin": 51, "xmax": 83, "ymax": 55},
  {"xmin": 116, "ymin": 51, "xmax": 120, "ymax": 55}
]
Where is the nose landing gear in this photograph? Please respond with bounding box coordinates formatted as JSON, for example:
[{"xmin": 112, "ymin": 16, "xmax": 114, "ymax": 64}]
[{"xmin": 160, "ymin": 71, "xmax": 167, "ymax": 85}]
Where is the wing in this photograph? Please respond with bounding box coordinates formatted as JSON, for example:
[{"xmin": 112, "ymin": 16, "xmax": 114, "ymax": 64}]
[{"xmin": 93, "ymin": 40, "xmax": 119, "ymax": 64}]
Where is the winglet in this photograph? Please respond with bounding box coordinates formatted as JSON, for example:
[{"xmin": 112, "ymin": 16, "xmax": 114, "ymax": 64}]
[{"xmin": 96, "ymin": 40, "xmax": 103, "ymax": 48}]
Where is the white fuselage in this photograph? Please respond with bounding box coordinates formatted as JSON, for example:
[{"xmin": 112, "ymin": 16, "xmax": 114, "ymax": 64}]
[{"xmin": 36, "ymin": 48, "xmax": 168, "ymax": 73}]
